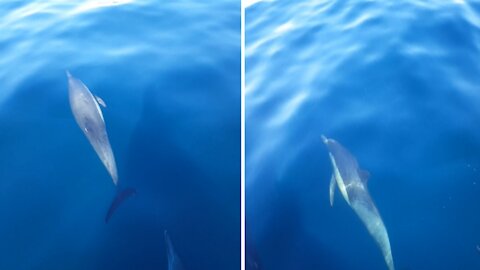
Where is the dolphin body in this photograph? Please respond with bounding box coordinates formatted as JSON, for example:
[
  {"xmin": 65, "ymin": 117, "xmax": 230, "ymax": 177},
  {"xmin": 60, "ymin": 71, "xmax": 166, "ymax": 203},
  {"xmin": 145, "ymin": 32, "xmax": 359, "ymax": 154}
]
[
  {"xmin": 67, "ymin": 71, "xmax": 118, "ymax": 184},
  {"xmin": 165, "ymin": 231, "xmax": 185, "ymax": 270},
  {"xmin": 321, "ymin": 135, "xmax": 394, "ymax": 270},
  {"xmin": 67, "ymin": 71, "xmax": 135, "ymax": 223}
]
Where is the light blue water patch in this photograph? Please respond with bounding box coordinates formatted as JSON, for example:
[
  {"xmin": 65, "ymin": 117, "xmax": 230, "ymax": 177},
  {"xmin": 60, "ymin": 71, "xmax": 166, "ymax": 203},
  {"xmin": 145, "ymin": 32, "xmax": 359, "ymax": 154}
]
[
  {"xmin": 0, "ymin": 1, "xmax": 240, "ymax": 269},
  {"xmin": 247, "ymin": 1, "xmax": 480, "ymax": 269}
]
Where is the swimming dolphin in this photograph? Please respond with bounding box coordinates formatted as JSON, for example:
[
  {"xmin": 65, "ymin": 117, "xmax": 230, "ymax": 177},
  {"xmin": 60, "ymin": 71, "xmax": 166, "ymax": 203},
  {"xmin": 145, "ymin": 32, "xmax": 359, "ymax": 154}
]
[
  {"xmin": 165, "ymin": 230, "xmax": 185, "ymax": 270},
  {"xmin": 67, "ymin": 71, "xmax": 118, "ymax": 184},
  {"xmin": 67, "ymin": 71, "xmax": 135, "ymax": 222},
  {"xmin": 246, "ymin": 240, "xmax": 261, "ymax": 270},
  {"xmin": 321, "ymin": 135, "xmax": 394, "ymax": 270},
  {"xmin": 105, "ymin": 187, "xmax": 136, "ymax": 223}
]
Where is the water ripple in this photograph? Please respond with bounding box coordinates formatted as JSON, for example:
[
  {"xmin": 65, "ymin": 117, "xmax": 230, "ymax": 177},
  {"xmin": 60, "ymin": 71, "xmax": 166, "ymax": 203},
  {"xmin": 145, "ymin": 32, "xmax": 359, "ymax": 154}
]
[
  {"xmin": 0, "ymin": 1, "xmax": 240, "ymax": 269},
  {"xmin": 247, "ymin": 0, "xmax": 480, "ymax": 269}
]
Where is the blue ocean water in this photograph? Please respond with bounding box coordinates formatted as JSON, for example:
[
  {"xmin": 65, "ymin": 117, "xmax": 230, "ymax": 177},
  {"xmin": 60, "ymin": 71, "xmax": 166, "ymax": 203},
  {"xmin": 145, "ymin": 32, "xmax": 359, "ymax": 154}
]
[
  {"xmin": 246, "ymin": 1, "xmax": 480, "ymax": 269},
  {"xmin": 0, "ymin": 1, "xmax": 240, "ymax": 269}
]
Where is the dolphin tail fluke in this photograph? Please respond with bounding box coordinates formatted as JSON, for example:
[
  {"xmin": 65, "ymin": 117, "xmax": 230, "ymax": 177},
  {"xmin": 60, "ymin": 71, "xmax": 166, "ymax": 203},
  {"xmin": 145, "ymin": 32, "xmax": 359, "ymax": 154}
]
[{"xmin": 105, "ymin": 187, "xmax": 136, "ymax": 223}]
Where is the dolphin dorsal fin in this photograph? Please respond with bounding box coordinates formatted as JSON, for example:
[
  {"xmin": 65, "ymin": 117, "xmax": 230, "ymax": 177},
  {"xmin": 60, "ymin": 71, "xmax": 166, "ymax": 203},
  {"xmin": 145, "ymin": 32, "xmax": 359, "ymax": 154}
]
[
  {"xmin": 95, "ymin": 95, "xmax": 107, "ymax": 108},
  {"xmin": 358, "ymin": 169, "xmax": 370, "ymax": 183}
]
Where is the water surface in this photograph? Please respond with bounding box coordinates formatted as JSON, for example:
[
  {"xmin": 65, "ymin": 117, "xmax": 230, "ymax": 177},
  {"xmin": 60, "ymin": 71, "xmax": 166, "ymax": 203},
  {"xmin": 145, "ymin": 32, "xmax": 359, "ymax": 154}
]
[
  {"xmin": 247, "ymin": 1, "xmax": 480, "ymax": 269},
  {"xmin": 0, "ymin": 1, "xmax": 240, "ymax": 269}
]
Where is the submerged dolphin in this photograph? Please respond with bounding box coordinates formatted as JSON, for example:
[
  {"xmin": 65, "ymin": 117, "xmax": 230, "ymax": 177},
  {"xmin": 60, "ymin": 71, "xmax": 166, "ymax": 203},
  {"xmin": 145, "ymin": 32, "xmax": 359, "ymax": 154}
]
[
  {"xmin": 67, "ymin": 71, "xmax": 118, "ymax": 184},
  {"xmin": 321, "ymin": 135, "xmax": 394, "ymax": 270},
  {"xmin": 165, "ymin": 231, "xmax": 185, "ymax": 270},
  {"xmin": 67, "ymin": 71, "xmax": 135, "ymax": 222},
  {"xmin": 105, "ymin": 187, "xmax": 136, "ymax": 223},
  {"xmin": 246, "ymin": 240, "xmax": 261, "ymax": 270}
]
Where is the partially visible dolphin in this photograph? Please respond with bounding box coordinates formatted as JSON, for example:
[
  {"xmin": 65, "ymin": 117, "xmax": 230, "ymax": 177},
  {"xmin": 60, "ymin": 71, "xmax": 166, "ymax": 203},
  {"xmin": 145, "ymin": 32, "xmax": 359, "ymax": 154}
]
[
  {"xmin": 67, "ymin": 71, "xmax": 135, "ymax": 223},
  {"xmin": 246, "ymin": 240, "xmax": 261, "ymax": 270},
  {"xmin": 105, "ymin": 187, "xmax": 136, "ymax": 223},
  {"xmin": 321, "ymin": 135, "xmax": 394, "ymax": 270},
  {"xmin": 165, "ymin": 230, "xmax": 185, "ymax": 270}
]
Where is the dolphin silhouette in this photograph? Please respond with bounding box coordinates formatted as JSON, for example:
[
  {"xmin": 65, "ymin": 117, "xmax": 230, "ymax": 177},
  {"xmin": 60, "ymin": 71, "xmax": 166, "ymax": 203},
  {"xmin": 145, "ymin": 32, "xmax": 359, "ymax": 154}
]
[
  {"xmin": 165, "ymin": 230, "xmax": 185, "ymax": 270},
  {"xmin": 67, "ymin": 71, "xmax": 135, "ymax": 223},
  {"xmin": 321, "ymin": 135, "xmax": 394, "ymax": 270},
  {"xmin": 105, "ymin": 187, "xmax": 136, "ymax": 223}
]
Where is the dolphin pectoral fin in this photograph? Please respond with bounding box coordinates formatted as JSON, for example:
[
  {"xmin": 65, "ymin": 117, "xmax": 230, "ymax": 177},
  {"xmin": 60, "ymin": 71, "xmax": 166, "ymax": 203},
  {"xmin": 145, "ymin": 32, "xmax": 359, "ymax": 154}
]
[
  {"xmin": 329, "ymin": 174, "xmax": 336, "ymax": 207},
  {"xmin": 105, "ymin": 187, "xmax": 136, "ymax": 223},
  {"xmin": 95, "ymin": 95, "xmax": 107, "ymax": 108}
]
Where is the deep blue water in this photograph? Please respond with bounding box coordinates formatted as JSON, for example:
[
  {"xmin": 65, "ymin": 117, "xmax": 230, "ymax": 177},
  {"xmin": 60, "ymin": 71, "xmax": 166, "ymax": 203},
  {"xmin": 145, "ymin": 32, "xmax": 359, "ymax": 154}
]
[
  {"xmin": 247, "ymin": 1, "xmax": 480, "ymax": 269},
  {"xmin": 0, "ymin": 1, "xmax": 240, "ymax": 269}
]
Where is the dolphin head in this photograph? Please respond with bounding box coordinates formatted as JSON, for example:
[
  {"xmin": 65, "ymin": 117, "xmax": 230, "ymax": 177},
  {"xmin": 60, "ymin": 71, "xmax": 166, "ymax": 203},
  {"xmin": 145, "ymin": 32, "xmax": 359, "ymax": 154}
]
[
  {"xmin": 321, "ymin": 135, "xmax": 335, "ymax": 153},
  {"xmin": 321, "ymin": 134, "xmax": 329, "ymax": 144}
]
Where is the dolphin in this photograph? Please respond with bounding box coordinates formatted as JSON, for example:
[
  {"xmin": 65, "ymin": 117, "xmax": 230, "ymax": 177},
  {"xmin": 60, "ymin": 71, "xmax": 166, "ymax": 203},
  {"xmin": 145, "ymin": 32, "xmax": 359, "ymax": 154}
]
[
  {"xmin": 321, "ymin": 135, "xmax": 394, "ymax": 270},
  {"xmin": 105, "ymin": 187, "xmax": 136, "ymax": 223},
  {"xmin": 67, "ymin": 71, "xmax": 135, "ymax": 222},
  {"xmin": 165, "ymin": 230, "xmax": 185, "ymax": 270},
  {"xmin": 67, "ymin": 71, "xmax": 118, "ymax": 184},
  {"xmin": 246, "ymin": 240, "xmax": 261, "ymax": 270}
]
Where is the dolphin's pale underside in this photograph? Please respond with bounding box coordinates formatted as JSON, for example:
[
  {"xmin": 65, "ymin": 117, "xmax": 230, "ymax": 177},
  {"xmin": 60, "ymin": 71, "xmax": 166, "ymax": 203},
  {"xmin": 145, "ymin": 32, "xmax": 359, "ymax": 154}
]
[
  {"xmin": 321, "ymin": 135, "xmax": 394, "ymax": 270},
  {"xmin": 67, "ymin": 71, "xmax": 135, "ymax": 223},
  {"xmin": 165, "ymin": 230, "xmax": 185, "ymax": 270}
]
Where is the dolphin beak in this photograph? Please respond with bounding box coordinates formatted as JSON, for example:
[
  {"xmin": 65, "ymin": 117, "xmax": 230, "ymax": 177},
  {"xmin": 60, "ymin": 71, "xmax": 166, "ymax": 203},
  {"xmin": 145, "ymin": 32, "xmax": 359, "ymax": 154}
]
[
  {"xmin": 66, "ymin": 70, "xmax": 72, "ymax": 78},
  {"xmin": 321, "ymin": 135, "xmax": 328, "ymax": 144}
]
